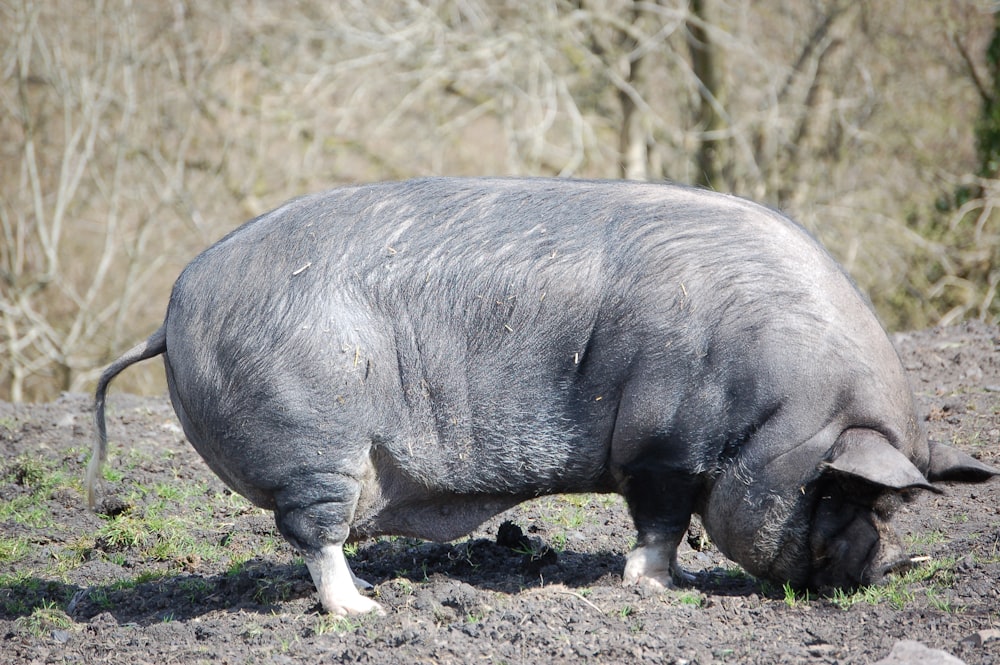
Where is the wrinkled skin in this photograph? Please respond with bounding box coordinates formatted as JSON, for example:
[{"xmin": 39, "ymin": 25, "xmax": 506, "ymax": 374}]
[{"xmin": 89, "ymin": 177, "xmax": 999, "ymax": 615}]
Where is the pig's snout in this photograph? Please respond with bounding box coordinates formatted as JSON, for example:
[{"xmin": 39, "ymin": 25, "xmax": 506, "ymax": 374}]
[{"xmin": 804, "ymin": 500, "xmax": 910, "ymax": 591}]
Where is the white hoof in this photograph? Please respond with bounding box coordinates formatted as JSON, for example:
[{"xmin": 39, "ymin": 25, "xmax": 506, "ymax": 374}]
[
  {"xmin": 623, "ymin": 542, "xmax": 690, "ymax": 589},
  {"xmin": 326, "ymin": 592, "xmax": 386, "ymax": 617},
  {"xmin": 305, "ymin": 544, "xmax": 385, "ymax": 616}
]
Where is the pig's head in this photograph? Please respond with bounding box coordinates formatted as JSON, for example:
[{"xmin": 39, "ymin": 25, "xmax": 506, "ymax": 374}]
[{"xmin": 701, "ymin": 428, "xmax": 997, "ymax": 590}]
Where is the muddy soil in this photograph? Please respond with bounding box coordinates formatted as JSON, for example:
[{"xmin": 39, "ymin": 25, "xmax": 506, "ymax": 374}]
[{"xmin": 1, "ymin": 322, "xmax": 999, "ymax": 664}]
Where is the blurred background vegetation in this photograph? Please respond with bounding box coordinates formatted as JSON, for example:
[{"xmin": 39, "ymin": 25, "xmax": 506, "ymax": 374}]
[{"xmin": 1, "ymin": 0, "xmax": 998, "ymax": 401}]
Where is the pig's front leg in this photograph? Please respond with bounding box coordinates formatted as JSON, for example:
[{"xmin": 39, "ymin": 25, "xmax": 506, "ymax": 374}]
[
  {"xmin": 623, "ymin": 536, "xmax": 698, "ymax": 588},
  {"xmin": 620, "ymin": 464, "xmax": 700, "ymax": 589}
]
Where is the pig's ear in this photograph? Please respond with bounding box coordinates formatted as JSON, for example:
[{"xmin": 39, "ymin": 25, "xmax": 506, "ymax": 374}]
[
  {"xmin": 926, "ymin": 440, "xmax": 999, "ymax": 483},
  {"xmin": 820, "ymin": 429, "xmax": 938, "ymax": 492}
]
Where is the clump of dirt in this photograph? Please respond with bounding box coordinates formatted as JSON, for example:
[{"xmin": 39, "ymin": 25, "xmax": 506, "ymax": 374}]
[{"xmin": 1, "ymin": 322, "xmax": 998, "ymax": 664}]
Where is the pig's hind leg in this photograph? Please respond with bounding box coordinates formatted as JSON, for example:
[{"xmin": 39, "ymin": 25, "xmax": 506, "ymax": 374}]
[
  {"xmin": 303, "ymin": 544, "xmax": 384, "ymax": 616},
  {"xmin": 272, "ymin": 474, "xmax": 385, "ymax": 616}
]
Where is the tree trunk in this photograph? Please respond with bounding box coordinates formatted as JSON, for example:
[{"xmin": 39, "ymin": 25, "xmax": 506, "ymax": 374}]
[
  {"xmin": 688, "ymin": 0, "xmax": 725, "ymax": 189},
  {"xmin": 617, "ymin": 2, "xmax": 650, "ymax": 181}
]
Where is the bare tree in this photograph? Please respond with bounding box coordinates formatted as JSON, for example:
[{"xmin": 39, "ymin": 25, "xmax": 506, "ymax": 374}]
[
  {"xmin": 1, "ymin": 1, "xmax": 151, "ymax": 400},
  {"xmin": 0, "ymin": 1, "xmax": 240, "ymax": 400},
  {"xmin": 1, "ymin": 0, "xmax": 995, "ymax": 400}
]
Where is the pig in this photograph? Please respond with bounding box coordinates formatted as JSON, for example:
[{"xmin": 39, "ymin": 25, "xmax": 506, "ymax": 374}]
[{"xmin": 88, "ymin": 177, "xmax": 998, "ymax": 615}]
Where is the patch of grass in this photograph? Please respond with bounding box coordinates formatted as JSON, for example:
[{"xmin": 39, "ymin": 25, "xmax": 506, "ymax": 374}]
[
  {"xmin": 451, "ymin": 542, "xmax": 479, "ymax": 570},
  {"xmin": 0, "ymin": 536, "xmax": 31, "ymax": 564},
  {"xmin": 149, "ymin": 536, "xmax": 197, "ymax": 563},
  {"xmin": 92, "ymin": 495, "xmax": 238, "ymax": 572},
  {"xmin": 313, "ymin": 613, "xmax": 362, "ymax": 635},
  {"xmin": 0, "ymin": 502, "xmax": 52, "ymax": 528},
  {"xmin": 926, "ymin": 589, "xmax": 958, "ymax": 613},
  {"xmin": 560, "ymin": 507, "xmax": 588, "ymax": 529},
  {"xmin": 830, "ymin": 583, "xmax": 900, "ymax": 610},
  {"xmin": 227, "ymin": 553, "xmax": 253, "ymax": 577},
  {"xmin": 0, "ymin": 572, "xmax": 35, "ymax": 614},
  {"xmin": 145, "ymin": 516, "xmax": 201, "ymax": 562},
  {"xmin": 613, "ymin": 603, "xmax": 644, "ymax": 633},
  {"xmin": 6, "ymin": 455, "xmax": 49, "ymax": 488},
  {"xmin": 906, "ymin": 530, "xmax": 948, "ymax": 548},
  {"xmin": 97, "ymin": 444, "xmax": 126, "ymax": 483},
  {"xmin": 511, "ymin": 538, "xmax": 551, "ymax": 561},
  {"xmin": 84, "ymin": 569, "xmax": 175, "ymax": 609},
  {"xmin": 96, "ymin": 514, "xmax": 153, "ymax": 549},
  {"xmin": 153, "ymin": 483, "xmax": 184, "ymax": 501},
  {"xmin": 0, "ymin": 456, "xmax": 79, "ymax": 528},
  {"xmin": 47, "ymin": 537, "xmax": 95, "ymax": 575},
  {"xmin": 536, "ymin": 493, "xmax": 619, "ymax": 534},
  {"xmin": 523, "ymin": 496, "xmax": 590, "ymax": 554},
  {"xmin": 884, "ymin": 585, "xmax": 916, "ymax": 610},
  {"xmin": 0, "ymin": 438, "xmax": 289, "ymax": 620},
  {"xmin": 253, "ymin": 577, "xmax": 296, "ymax": 605},
  {"xmin": 674, "ymin": 591, "xmax": 707, "ymax": 608},
  {"xmin": 829, "ymin": 587, "xmax": 857, "ymax": 610},
  {"xmin": 124, "ymin": 445, "xmax": 156, "ymax": 471},
  {"xmin": 558, "ymin": 494, "xmax": 595, "ymax": 529},
  {"xmin": 280, "ymin": 637, "xmax": 298, "ymax": 653},
  {"xmin": 87, "ymin": 587, "xmax": 113, "ymax": 610},
  {"xmin": 13, "ymin": 600, "xmax": 73, "ymax": 637},
  {"xmin": 209, "ymin": 488, "xmax": 256, "ymax": 516},
  {"xmin": 1, "ymin": 586, "xmax": 76, "ymax": 618},
  {"xmin": 917, "ymin": 556, "xmax": 959, "ymax": 584},
  {"xmin": 597, "ymin": 494, "xmax": 624, "ymax": 509},
  {"xmin": 782, "ymin": 582, "xmax": 811, "ymax": 608},
  {"xmin": 547, "ymin": 497, "xmax": 588, "ymax": 529},
  {"xmin": 0, "ymin": 570, "xmax": 33, "ymax": 588},
  {"xmin": 725, "ymin": 566, "xmax": 753, "ymax": 580},
  {"xmin": 177, "ymin": 577, "xmax": 213, "ymax": 601},
  {"xmin": 106, "ymin": 552, "xmax": 128, "ymax": 566},
  {"xmin": 101, "ymin": 466, "xmax": 125, "ymax": 483},
  {"xmin": 122, "ymin": 569, "xmax": 171, "ymax": 588},
  {"xmin": 828, "ymin": 557, "xmax": 958, "ymax": 611},
  {"xmin": 0, "ymin": 415, "xmax": 19, "ymax": 430}
]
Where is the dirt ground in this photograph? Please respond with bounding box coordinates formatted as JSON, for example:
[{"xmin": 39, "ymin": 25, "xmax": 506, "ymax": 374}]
[{"xmin": 1, "ymin": 322, "xmax": 999, "ymax": 664}]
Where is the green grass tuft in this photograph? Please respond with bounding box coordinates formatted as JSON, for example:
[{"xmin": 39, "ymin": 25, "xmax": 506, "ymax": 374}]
[{"xmin": 13, "ymin": 600, "xmax": 73, "ymax": 637}]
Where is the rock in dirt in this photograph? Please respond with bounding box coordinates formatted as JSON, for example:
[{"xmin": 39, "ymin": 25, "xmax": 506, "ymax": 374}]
[
  {"xmin": 960, "ymin": 629, "xmax": 1000, "ymax": 648},
  {"xmin": 874, "ymin": 640, "xmax": 966, "ymax": 665}
]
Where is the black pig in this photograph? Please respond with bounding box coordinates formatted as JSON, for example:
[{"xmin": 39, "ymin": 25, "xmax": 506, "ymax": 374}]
[{"xmin": 89, "ymin": 177, "xmax": 997, "ymax": 615}]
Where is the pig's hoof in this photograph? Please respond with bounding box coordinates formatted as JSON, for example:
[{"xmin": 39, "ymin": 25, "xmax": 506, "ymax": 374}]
[
  {"xmin": 622, "ymin": 546, "xmax": 681, "ymax": 589},
  {"xmin": 623, "ymin": 569, "xmax": 677, "ymax": 590},
  {"xmin": 305, "ymin": 544, "xmax": 386, "ymax": 616},
  {"xmin": 624, "ymin": 572, "xmax": 671, "ymax": 590},
  {"xmin": 324, "ymin": 593, "xmax": 386, "ymax": 617},
  {"xmin": 673, "ymin": 565, "xmax": 697, "ymax": 585}
]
